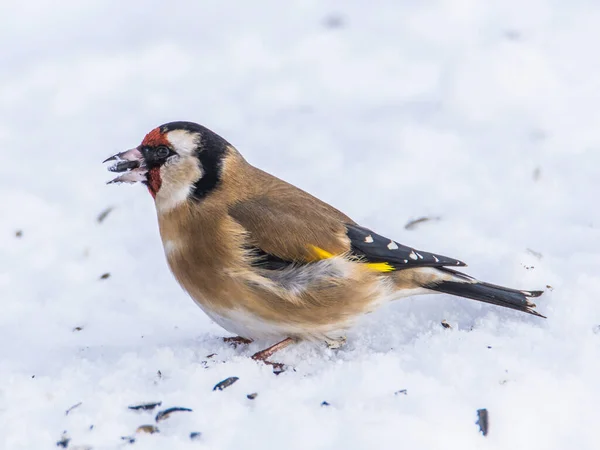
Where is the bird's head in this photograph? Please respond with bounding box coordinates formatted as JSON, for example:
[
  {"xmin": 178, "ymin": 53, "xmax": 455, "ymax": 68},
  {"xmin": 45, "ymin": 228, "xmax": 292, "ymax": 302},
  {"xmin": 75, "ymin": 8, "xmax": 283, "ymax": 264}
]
[{"xmin": 104, "ymin": 121, "xmax": 230, "ymax": 212}]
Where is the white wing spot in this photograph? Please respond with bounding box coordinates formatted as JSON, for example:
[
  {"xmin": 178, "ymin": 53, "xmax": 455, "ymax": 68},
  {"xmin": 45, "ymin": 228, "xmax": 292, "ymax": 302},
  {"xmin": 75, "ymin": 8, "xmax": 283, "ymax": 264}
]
[
  {"xmin": 456, "ymin": 261, "xmax": 461, "ymax": 265},
  {"xmin": 365, "ymin": 235, "xmax": 374, "ymax": 243},
  {"xmin": 415, "ymin": 252, "xmax": 424, "ymax": 259},
  {"xmin": 433, "ymin": 255, "xmax": 439, "ymax": 262},
  {"xmin": 409, "ymin": 251, "xmax": 418, "ymax": 260},
  {"xmin": 387, "ymin": 240, "xmax": 399, "ymax": 250},
  {"xmin": 404, "ymin": 260, "xmax": 408, "ymax": 263}
]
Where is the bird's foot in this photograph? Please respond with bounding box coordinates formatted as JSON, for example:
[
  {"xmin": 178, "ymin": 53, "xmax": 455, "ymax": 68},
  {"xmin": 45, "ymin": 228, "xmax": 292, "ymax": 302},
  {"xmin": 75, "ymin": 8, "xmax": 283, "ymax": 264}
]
[
  {"xmin": 251, "ymin": 337, "xmax": 295, "ymax": 374},
  {"xmin": 223, "ymin": 336, "xmax": 253, "ymax": 348},
  {"xmin": 325, "ymin": 336, "xmax": 347, "ymax": 349},
  {"xmin": 262, "ymin": 360, "xmax": 286, "ymax": 375}
]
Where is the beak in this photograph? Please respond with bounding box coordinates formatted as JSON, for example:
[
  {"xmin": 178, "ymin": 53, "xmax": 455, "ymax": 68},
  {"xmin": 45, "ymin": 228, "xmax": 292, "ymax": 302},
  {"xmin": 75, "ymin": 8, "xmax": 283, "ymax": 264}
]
[{"xmin": 103, "ymin": 148, "xmax": 148, "ymax": 184}]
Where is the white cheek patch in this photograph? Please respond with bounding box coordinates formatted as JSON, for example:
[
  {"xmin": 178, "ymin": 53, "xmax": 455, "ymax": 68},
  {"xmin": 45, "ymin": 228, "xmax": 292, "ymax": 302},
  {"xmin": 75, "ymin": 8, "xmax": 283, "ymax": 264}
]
[
  {"xmin": 166, "ymin": 130, "xmax": 200, "ymax": 156},
  {"xmin": 154, "ymin": 156, "xmax": 203, "ymax": 214}
]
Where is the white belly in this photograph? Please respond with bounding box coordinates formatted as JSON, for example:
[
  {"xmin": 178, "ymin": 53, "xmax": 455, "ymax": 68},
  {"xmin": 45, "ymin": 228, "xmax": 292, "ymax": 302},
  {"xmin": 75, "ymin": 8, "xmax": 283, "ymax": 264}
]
[
  {"xmin": 195, "ymin": 302, "xmax": 351, "ymax": 342},
  {"xmin": 199, "ymin": 305, "xmax": 287, "ymax": 339}
]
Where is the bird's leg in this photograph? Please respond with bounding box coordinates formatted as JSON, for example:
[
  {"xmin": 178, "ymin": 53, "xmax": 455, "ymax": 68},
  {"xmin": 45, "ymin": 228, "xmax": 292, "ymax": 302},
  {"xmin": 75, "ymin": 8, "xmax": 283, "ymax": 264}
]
[
  {"xmin": 223, "ymin": 336, "xmax": 253, "ymax": 347},
  {"xmin": 251, "ymin": 338, "xmax": 295, "ymax": 372},
  {"xmin": 251, "ymin": 337, "xmax": 295, "ymax": 361}
]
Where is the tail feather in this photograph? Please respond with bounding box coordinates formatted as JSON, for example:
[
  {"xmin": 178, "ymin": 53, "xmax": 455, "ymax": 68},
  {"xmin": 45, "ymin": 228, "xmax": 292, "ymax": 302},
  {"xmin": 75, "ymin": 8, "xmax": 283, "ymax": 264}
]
[{"xmin": 426, "ymin": 268, "xmax": 545, "ymax": 318}]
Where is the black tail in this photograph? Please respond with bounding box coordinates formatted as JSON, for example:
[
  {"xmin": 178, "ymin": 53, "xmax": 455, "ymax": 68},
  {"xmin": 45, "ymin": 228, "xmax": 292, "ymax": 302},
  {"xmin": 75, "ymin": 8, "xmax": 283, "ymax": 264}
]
[{"xmin": 426, "ymin": 268, "xmax": 545, "ymax": 318}]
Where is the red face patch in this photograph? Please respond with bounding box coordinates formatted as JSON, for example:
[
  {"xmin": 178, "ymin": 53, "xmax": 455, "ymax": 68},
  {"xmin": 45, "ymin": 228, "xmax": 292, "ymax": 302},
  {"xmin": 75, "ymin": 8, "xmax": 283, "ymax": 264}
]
[
  {"xmin": 141, "ymin": 127, "xmax": 169, "ymax": 198},
  {"xmin": 146, "ymin": 167, "xmax": 162, "ymax": 199},
  {"xmin": 141, "ymin": 127, "xmax": 170, "ymax": 147}
]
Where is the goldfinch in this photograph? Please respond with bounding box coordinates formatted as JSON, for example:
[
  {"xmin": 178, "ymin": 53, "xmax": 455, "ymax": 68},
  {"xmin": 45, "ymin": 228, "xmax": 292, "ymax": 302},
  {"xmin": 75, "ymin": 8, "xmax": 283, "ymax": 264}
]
[{"xmin": 104, "ymin": 121, "xmax": 544, "ymax": 364}]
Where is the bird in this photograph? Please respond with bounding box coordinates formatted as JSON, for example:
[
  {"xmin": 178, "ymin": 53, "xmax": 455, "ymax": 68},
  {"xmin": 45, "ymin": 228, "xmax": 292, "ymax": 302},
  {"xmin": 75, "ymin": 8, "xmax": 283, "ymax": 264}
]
[{"xmin": 104, "ymin": 121, "xmax": 544, "ymax": 366}]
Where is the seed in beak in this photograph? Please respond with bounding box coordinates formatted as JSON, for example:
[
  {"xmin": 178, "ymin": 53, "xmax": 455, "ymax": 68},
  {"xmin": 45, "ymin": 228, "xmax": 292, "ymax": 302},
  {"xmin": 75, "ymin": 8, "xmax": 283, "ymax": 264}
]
[
  {"xmin": 108, "ymin": 159, "xmax": 141, "ymax": 173},
  {"xmin": 104, "ymin": 147, "xmax": 146, "ymax": 184}
]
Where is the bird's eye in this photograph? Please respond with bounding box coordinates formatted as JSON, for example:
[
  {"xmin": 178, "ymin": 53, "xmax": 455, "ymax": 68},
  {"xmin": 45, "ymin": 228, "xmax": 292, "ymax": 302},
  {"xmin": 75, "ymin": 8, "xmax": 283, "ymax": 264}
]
[{"xmin": 155, "ymin": 146, "xmax": 171, "ymax": 159}]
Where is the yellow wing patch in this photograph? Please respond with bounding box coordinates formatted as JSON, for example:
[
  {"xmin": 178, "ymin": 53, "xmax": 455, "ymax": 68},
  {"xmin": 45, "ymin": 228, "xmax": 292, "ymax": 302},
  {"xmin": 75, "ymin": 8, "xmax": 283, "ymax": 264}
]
[
  {"xmin": 309, "ymin": 246, "xmax": 394, "ymax": 273},
  {"xmin": 310, "ymin": 246, "xmax": 335, "ymax": 260},
  {"xmin": 365, "ymin": 262, "xmax": 395, "ymax": 273}
]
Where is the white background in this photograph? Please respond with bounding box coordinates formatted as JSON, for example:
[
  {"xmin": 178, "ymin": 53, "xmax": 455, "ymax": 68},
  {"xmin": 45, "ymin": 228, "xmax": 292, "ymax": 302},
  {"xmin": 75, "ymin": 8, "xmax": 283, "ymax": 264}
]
[{"xmin": 1, "ymin": 1, "xmax": 598, "ymax": 449}]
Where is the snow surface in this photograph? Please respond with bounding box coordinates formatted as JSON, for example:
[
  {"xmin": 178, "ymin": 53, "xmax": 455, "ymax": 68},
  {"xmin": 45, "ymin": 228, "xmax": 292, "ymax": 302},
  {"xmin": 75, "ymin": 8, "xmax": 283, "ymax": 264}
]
[{"xmin": 1, "ymin": 1, "xmax": 599, "ymax": 449}]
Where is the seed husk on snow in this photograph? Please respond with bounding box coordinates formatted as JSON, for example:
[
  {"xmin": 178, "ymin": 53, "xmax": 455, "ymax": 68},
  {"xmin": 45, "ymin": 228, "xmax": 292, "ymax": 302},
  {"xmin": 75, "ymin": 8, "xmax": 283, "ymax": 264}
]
[
  {"xmin": 476, "ymin": 408, "xmax": 489, "ymax": 436},
  {"xmin": 56, "ymin": 432, "xmax": 70, "ymax": 448},
  {"xmin": 65, "ymin": 402, "xmax": 82, "ymax": 415},
  {"xmin": 97, "ymin": 207, "xmax": 114, "ymax": 224},
  {"xmin": 128, "ymin": 401, "xmax": 162, "ymax": 412},
  {"xmin": 394, "ymin": 389, "xmax": 408, "ymax": 396},
  {"xmin": 404, "ymin": 216, "xmax": 441, "ymax": 231},
  {"xmin": 136, "ymin": 424, "xmax": 159, "ymax": 434},
  {"xmin": 213, "ymin": 377, "xmax": 239, "ymax": 391},
  {"xmin": 526, "ymin": 248, "xmax": 543, "ymax": 259},
  {"xmin": 441, "ymin": 320, "xmax": 452, "ymax": 329},
  {"xmin": 155, "ymin": 407, "xmax": 193, "ymax": 422},
  {"xmin": 190, "ymin": 432, "xmax": 202, "ymax": 441},
  {"xmin": 246, "ymin": 393, "xmax": 258, "ymax": 400}
]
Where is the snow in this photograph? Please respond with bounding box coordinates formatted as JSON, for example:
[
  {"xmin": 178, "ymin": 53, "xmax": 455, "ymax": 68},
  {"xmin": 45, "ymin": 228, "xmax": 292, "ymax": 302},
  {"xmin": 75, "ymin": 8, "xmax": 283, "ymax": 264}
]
[{"xmin": 1, "ymin": 1, "xmax": 599, "ymax": 448}]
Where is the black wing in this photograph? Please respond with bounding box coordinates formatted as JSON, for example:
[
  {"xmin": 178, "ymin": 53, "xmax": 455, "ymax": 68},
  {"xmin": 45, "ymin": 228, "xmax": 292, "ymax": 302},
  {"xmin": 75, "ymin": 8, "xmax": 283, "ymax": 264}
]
[{"xmin": 346, "ymin": 224, "xmax": 466, "ymax": 269}]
